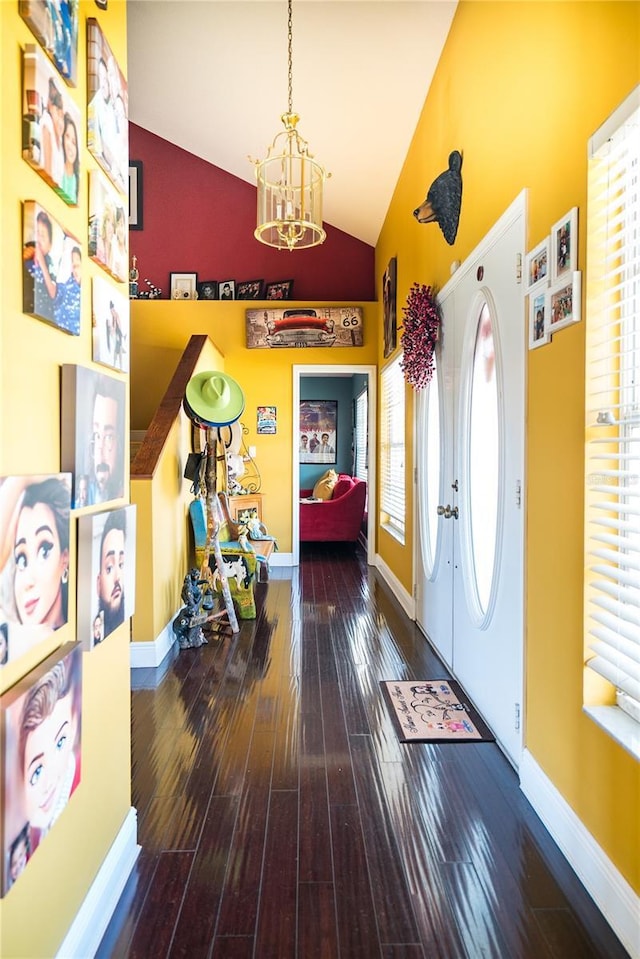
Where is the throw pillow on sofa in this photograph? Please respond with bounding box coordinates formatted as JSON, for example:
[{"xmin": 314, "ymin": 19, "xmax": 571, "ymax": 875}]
[{"xmin": 313, "ymin": 469, "xmax": 338, "ymax": 500}]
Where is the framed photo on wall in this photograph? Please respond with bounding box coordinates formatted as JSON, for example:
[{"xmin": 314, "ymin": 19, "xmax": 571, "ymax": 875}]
[
  {"xmin": 299, "ymin": 400, "xmax": 337, "ymax": 464},
  {"xmin": 77, "ymin": 505, "xmax": 136, "ymax": 651},
  {"xmin": 20, "ymin": 1, "xmax": 80, "ymax": 85},
  {"xmin": 86, "ymin": 18, "xmax": 128, "ymax": 195},
  {"xmin": 22, "ymin": 45, "xmax": 82, "ymax": 205},
  {"xmin": 383, "ymin": 256, "xmax": 397, "ymax": 358},
  {"xmin": 61, "ymin": 365, "xmax": 126, "ymax": 509},
  {"xmin": 0, "ymin": 473, "xmax": 72, "ymax": 673},
  {"xmin": 1, "ymin": 642, "xmax": 82, "ymax": 896},
  {"xmin": 525, "ymin": 237, "xmax": 550, "ymax": 293},
  {"xmin": 23, "ymin": 201, "xmax": 82, "ymax": 335},
  {"xmin": 88, "ymin": 170, "xmax": 128, "ymax": 281},
  {"xmin": 550, "ymin": 207, "xmax": 578, "ymax": 282},
  {"xmin": 128, "ymin": 161, "xmax": 143, "ymax": 230},
  {"xmin": 549, "ymin": 271, "xmax": 582, "ymax": 333},
  {"xmin": 257, "ymin": 406, "xmax": 277, "ymax": 434},
  {"xmin": 92, "ymin": 275, "xmax": 130, "ymax": 372},
  {"xmin": 528, "ymin": 289, "xmax": 550, "ymax": 350}
]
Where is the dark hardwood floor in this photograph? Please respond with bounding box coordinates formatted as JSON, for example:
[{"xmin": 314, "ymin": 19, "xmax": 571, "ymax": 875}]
[{"xmin": 97, "ymin": 544, "xmax": 629, "ymax": 959}]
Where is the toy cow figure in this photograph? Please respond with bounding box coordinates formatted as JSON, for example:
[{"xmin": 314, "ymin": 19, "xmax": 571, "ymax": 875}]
[{"xmin": 413, "ymin": 150, "xmax": 463, "ymax": 246}]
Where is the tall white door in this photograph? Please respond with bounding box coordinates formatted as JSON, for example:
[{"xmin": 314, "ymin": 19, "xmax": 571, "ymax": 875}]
[{"xmin": 415, "ymin": 193, "xmax": 526, "ymax": 766}]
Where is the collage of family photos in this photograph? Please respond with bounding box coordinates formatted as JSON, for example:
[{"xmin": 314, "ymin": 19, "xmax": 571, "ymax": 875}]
[
  {"xmin": 525, "ymin": 207, "xmax": 581, "ymax": 350},
  {"xmin": 7, "ymin": 2, "xmax": 132, "ymax": 897}
]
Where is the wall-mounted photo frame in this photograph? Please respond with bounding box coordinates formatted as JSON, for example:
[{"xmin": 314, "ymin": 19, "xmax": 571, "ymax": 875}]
[
  {"xmin": 528, "ymin": 289, "xmax": 551, "ymax": 350},
  {"xmin": 77, "ymin": 505, "xmax": 136, "ymax": 651},
  {"xmin": 170, "ymin": 273, "xmax": 198, "ymax": 299},
  {"xmin": 61, "ymin": 365, "xmax": 126, "ymax": 508},
  {"xmin": 299, "ymin": 400, "xmax": 337, "ymax": 464},
  {"xmin": 257, "ymin": 406, "xmax": 277, "ymax": 435},
  {"xmin": 20, "ymin": 1, "xmax": 79, "ymax": 86},
  {"xmin": 92, "ymin": 275, "xmax": 130, "ymax": 372},
  {"xmin": 23, "ymin": 201, "xmax": 82, "ymax": 335},
  {"xmin": 1, "ymin": 642, "xmax": 82, "ymax": 896},
  {"xmin": 22, "ymin": 45, "xmax": 82, "ymax": 205},
  {"xmin": 383, "ymin": 256, "xmax": 397, "ymax": 358},
  {"xmin": 264, "ymin": 279, "xmax": 293, "ymax": 300},
  {"xmin": 196, "ymin": 280, "xmax": 217, "ymax": 300},
  {"xmin": 88, "ymin": 170, "xmax": 128, "ymax": 282},
  {"xmin": 237, "ymin": 279, "xmax": 264, "ymax": 300},
  {"xmin": 128, "ymin": 161, "xmax": 143, "ymax": 230},
  {"xmin": 246, "ymin": 306, "xmax": 364, "ymax": 349},
  {"xmin": 87, "ymin": 18, "xmax": 128, "ymax": 195},
  {"xmin": 0, "ymin": 473, "xmax": 72, "ymax": 674},
  {"xmin": 550, "ymin": 207, "xmax": 578, "ymax": 283},
  {"xmin": 549, "ymin": 271, "xmax": 582, "ymax": 333},
  {"xmin": 525, "ymin": 237, "xmax": 550, "ymax": 293},
  {"xmin": 218, "ymin": 280, "xmax": 235, "ymax": 301}
]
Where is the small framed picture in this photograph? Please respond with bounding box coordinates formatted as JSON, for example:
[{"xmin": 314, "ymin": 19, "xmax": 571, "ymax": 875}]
[
  {"xmin": 264, "ymin": 279, "xmax": 293, "ymax": 300},
  {"xmin": 257, "ymin": 406, "xmax": 277, "ymax": 434},
  {"xmin": 128, "ymin": 161, "xmax": 143, "ymax": 230},
  {"xmin": 528, "ymin": 289, "xmax": 550, "ymax": 350},
  {"xmin": 525, "ymin": 238, "xmax": 550, "ymax": 292},
  {"xmin": 197, "ymin": 279, "xmax": 217, "ymax": 300},
  {"xmin": 299, "ymin": 400, "xmax": 337, "ymax": 464},
  {"xmin": 549, "ymin": 271, "xmax": 582, "ymax": 333},
  {"xmin": 551, "ymin": 207, "xmax": 578, "ymax": 282},
  {"xmin": 88, "ymin": 169, "xmax": 128, "ymax": 282},
  {"xmin": 170, "ymin": 273, "xmax": 198, "ymax": 300},
  {"xmin": 218, "ymin": 280, "xmax": 235, "ymax": 300},
  {"xmin": 236, "ymin": 279, "xmax": 264, "ymax": 300}
]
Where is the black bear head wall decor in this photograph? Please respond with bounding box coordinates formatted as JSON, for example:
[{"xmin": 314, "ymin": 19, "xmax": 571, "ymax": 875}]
[{"xmin": 413, "ymin": 150, "xmax": 463, "ymax": 246}]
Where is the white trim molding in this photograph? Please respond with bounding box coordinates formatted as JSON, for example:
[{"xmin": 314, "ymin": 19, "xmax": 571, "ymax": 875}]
[
  {"xmin": 130, "ymin": 615, "xmax": 177, "ymax": 669},
  {"xmin": 520, "ymin": 749, "xmax": 640, "ymax": 959},
  {"xmin": 56, "ymin": 807, "xmax": 140, "ymax": 959},
  {"xmin": 375, "ymin": 552, "xmax": 415, "ymax": 620}
]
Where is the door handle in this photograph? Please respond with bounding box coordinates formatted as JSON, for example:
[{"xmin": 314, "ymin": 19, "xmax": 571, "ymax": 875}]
[{"xmin": 437, "ymin": 504, "xmax": 459, "ymax": 519}]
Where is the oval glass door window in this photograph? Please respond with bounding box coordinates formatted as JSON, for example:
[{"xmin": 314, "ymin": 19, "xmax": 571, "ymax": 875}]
[
  {"xmin": 468, "ymin": 302, "xmax": 499, "ymax": 614},
  {"xmin": 418, "ymin": 360, "xmax": 441, "ymax": 577}
]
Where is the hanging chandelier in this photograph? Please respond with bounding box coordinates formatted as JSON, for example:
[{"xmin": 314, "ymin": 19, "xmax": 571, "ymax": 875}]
[{"xmin": 253, "ymin": 0, "xmax": 329, "ymax": 251}]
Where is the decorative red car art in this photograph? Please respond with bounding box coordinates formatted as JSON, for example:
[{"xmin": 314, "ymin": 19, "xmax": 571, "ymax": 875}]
[{"xmin": 265, "ymin": 309, "xmax": 336, "ymax": 348}]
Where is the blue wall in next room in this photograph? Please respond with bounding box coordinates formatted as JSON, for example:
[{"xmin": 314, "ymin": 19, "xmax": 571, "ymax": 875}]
[{"xmin": 300, "ymin": 376, "xmax": 355, "ymax": 489}]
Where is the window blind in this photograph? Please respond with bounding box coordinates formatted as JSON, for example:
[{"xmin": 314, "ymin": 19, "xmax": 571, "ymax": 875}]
[
  {"xmin": 380, "ymin": 355, "xmax": 405, "ymax": 541},
  {"xmin": 584, "ymin": 87, "xmax": 640, "ymax": 747},
  {"xmin": 354, "ymin": 389, "xmax": 368, "ymax": 482}
]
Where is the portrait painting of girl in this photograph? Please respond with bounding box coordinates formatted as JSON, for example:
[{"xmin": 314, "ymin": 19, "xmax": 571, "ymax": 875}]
[
  {"xmin": 1, "ymin": 642, "xmax": 82, "ymax": 895},
  {"xmin": 0, "ymin": 473, "xmax": 72, "ymax": 670}
]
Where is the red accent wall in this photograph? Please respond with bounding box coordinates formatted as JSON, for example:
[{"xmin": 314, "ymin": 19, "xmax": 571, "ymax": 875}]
[{"xmin": 129, "ymin": 124, "xmax": 375, "ymax": 301}]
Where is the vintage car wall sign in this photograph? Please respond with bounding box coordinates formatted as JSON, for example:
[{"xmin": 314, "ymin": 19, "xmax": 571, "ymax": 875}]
[{"xmin": 245, "ymin": 307, "xmax": 364, "ymax": 349}]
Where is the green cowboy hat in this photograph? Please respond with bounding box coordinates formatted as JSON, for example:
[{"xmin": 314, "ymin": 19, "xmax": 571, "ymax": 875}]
[{"xmin": 184, "ymin": 371, "xmax": 245, "ymax": 427}]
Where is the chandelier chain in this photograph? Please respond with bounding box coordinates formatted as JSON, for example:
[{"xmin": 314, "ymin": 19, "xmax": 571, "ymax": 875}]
[{"xmin": 287, "ymin": 0, "xmax": 293, "ymax": 115}]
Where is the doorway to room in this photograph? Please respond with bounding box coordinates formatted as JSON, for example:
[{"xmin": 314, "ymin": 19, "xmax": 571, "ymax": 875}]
[{"xmin": 292, "ymin": 364, "xmax": 377, "ymax": 567}]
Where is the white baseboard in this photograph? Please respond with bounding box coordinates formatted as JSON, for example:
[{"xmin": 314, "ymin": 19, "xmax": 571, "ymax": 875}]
[
  {"xmin": 374, "ymin": 553, "xmax": 415, "ymax": 620},
  {"xmin": 269, "ymin": 551, "xmax": 293, "ymax": 567},
  {"xmin": 520, "ymin": 749, "xmax": 639, "ymax": 959},
  {"xmin": 130, "ymin": 616, "xmax": 176, "ymax": 669},
  {"xmin": 56, "ymin": 807, "xmax": 140, "ymax": 959}
]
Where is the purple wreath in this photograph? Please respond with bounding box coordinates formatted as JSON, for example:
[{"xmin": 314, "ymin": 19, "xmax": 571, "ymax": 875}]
[{"xmin": 399, "ymin": 283, "xmax": 441, "ymax": 390}]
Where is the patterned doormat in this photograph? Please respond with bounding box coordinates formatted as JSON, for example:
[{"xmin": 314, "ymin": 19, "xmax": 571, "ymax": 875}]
[{"xmin": 381, "ymin": 679, "xmax": 495, "ymax": 743}]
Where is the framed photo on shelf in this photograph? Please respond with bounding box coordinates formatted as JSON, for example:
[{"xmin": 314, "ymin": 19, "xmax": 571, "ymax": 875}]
[
  {"xmin": 237, "ymin": 279, "xmax": 264, "ymax": 300},
  {"xmin": 299, "ymin": 400, "xmax": 337, "ymax": 464},
  {"xmin": 550, "ymin": 207, "xmax": 578, "ymax": 282},
  {"xmin": 549, "ymin": 271, "xmax": 582, "ymax": 333},
  {"xmin": 20, "ymin": 0, "xmax": 79, "ymax": 86},
  {"xmin": 128, "ymin": 161, "xmax": 143, "ymax": 230},
  {"xmin": 219, "ymin": 280, "xmax": 235, "ymax": 300},
  {"xmin": 170, "ymin": 273, "xmax": 198, "ymax": 299},
  {"xmin": 264, "ymin": 279, "xmax": 293, "ymax": 300},
  {"xmin": 197, "ymin": 279, "xmax": 218, "ymax": 300},
  {"xmin": 525, "ymin": 237, "xmax": 550, "ymax": 292},
  {"xmin": 528, "ymin": 289, "xmax": 550, "ymax": 350},
  {"xmin": 87, "ymin": 18, "xmax": 128, "ymax": 195},
  {"xmin": 22, "ymin": 45, "xmax": 82, "ymax": 205}
]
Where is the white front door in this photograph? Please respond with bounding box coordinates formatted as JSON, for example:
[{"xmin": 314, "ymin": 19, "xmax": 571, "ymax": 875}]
[{"xmin": 415, "ymin": 193, "xmax": 526, "ymax": 766}]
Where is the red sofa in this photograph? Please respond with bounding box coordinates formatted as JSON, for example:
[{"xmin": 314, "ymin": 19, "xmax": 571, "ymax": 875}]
[{"xmin": 300, "ymin": 474, "xmax": 367, "ymax": 542}]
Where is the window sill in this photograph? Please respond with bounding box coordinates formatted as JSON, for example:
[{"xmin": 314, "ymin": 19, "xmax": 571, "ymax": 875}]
[
  {"xmin": 584, "ymin": 705, "xmax": 640, "ymax": 762},
  {"xmin": 380, "ymin": 521, "xmax": 405, "ymax": 546}
]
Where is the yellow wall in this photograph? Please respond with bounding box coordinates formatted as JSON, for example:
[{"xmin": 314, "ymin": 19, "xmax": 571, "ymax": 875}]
[
  {"xmin": 1, "ymin": 2, "xmax": 134, "ymax": 955},
  {"xmin": 377, "ymin": 1, "xmax": 639, "ymax": 893},
  {"xmin": 130, "ymin": 300, "xmax": 379, "ymax": 553}
]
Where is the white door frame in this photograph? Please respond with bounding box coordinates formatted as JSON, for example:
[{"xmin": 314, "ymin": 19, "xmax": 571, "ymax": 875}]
[{"xmin": 292, "ymin": 364, "xmax": 377, "ymax": 567}]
